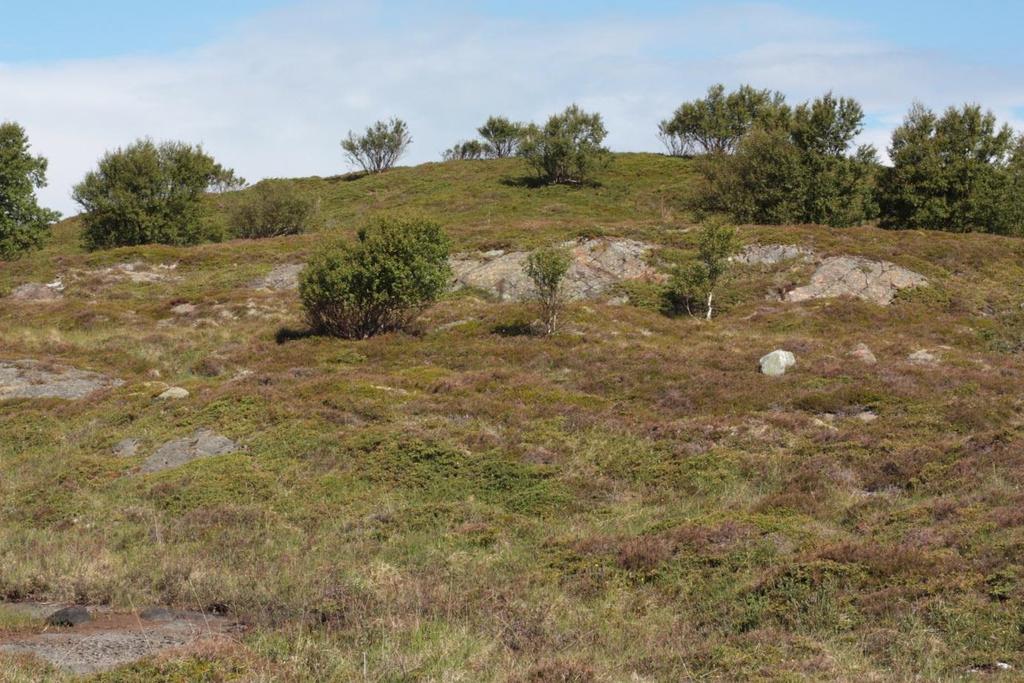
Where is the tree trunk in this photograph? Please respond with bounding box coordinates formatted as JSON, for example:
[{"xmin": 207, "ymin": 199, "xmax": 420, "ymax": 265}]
[{"xmin": 705, "ymin": 291, "xmax": 714, "ymax": 321}]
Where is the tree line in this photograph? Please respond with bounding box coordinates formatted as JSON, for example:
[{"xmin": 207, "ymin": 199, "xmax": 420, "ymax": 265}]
[{"xmin": 2, "ymin": 85, "xmax": 1024, "ymax": 260}]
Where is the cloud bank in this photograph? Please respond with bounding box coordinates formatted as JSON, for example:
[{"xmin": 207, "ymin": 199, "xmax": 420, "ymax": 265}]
[{"xmin": 3, "ymin": 0, "xmax": 1024, "ymax": 214}]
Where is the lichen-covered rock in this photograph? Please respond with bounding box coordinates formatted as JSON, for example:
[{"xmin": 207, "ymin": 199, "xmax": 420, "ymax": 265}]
[
  {"xmin": 9, "ymin": 281, "xmax": 64, "ymax": 301},
  {"xmin": 760, "ymin": 350, "xmax": 796, "ymax": 376},
  {"xmin": 733, "ymin": 244, "xmax": 814, "ymax": 266},
  {"xmin": 450, "ymin": 237, "xmax": 663, "ymax": 302},
  {"xmin": 140, "ymin": 429, "xmax": 238, "ymax": 473},
  {"xmin": 156, "ymin": 387, "xmax": 190, "ymax": 400},
  {"xmin": 0, "ymin": 360, "xmax": 122, "ymax": 400},
  {"xmin": 785, "ymin": 256, "xmax": 926, "ymax": 306},
  {"xmin": 849, "ymin": 343, "xmax": 878, "ymax": 365}
]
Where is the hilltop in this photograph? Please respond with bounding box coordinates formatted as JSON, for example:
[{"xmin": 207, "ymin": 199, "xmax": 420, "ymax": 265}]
[{"xmin": 3, "ymin": 154, "xmax": 1024, "ymax": 680}]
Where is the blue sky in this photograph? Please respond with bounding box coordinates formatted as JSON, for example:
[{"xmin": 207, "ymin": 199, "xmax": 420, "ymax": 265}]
[
  {"xmin": 3, "ymin": 1, "xmax": 1024, "ymax": 213},
  {"xmin": 5, "ymin": 1, "xmax": 1023, "ymax": 64}
]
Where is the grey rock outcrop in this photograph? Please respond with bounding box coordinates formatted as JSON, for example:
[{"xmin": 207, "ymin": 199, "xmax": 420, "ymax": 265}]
[
  {"xmin": 0, "ymin": 360, "xmax": 122, "ymax": 400},
  {"xmin": 785, "ymin": 256, "xmax": 927, "ymax": 306},
  {"xmin": 140, "ymin": 429, "xmax": 238, "ymax": 473},
  {"xmin": 450, "ymin": 237, "xmax": 663, "ymax": 302},
  {"xmin": 733, "ymin": 244, "xmax": 814, "ymax": 266}
]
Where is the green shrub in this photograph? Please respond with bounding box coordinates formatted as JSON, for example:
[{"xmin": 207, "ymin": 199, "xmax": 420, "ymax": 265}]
[
  {"xmin": 525, "ymin": 246, "xmax": 572, "ymax": 335},
  {"xmin": 299, "ymin": 215, "xmax": 451, "ymax": 338},
  {"xmin": 230, "ymin": 181, "xmax": 315, "ymax": 239},
  {"xmin": 662, "ymin": 221, "xmax": 739, "ymax": 320},
  {"xmin": 518, "ymin": 105, "xmax": 611, "ymax": 185},
  {"xmin": 442, "ymin": 140, "xmax": 487, "ymax": 161},
  {"xmin": 340, "ymin": 118, "xmax": 411, "ymax": 174},
  {"xmin": 658, "ymin": 83, "xmax": 789, "ymax": 156},
  {"xmin": 72, "ymin": 139, "xmax": 242, "ymax": 249},
  {"xmin": 878, "ymin": 103, "xmax": 1024, "ymax": 234},
  {"xmin": 699, "ymin": 93, "xmax": 878, "ymax": 227},
  {"xmin": 0, "ymin": 122, "xmax": 60, "ymax": 259},
  {"xmin": 477, "ymin": 116, "xmax": 524, "ymax": 158}
]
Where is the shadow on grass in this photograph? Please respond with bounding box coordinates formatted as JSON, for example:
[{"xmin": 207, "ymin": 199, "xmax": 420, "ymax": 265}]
[
  {"xmin": 491, "ymin": 321, "xmax": 537, "ymax": 337},
  {"xmin": 500, "ymin": 176, "xmax": 603, "ymax": 189},
  {"xmin": 275, "ymin": 327, "xmax": 318, "ymax": 344}
]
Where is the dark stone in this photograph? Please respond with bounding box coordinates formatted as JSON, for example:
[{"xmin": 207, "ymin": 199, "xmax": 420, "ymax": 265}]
[
  {"xmin": 47, "ymin": 606, "xmax": 91, "ymax": 627},
  {"xmin": 138, "ymin": 607, "xmax": 176, "ymax": 622}
]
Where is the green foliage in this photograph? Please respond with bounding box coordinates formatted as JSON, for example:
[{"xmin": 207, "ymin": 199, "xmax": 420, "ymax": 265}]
[
  {"xmin": 340, "ymin": 117, "xmax": 411, "ymax": 173},
  {"xmin": 525, "ymin": 245, "xmax": 572, "ymax": 335},
  {"xmin": 659, "ymin": 84, "xmax": 789, "ymax": 156},
  {"xmin": 662, "ymin": 221, "xmax": 739, "ymax": 319},
  {"xmin": 477, "ymin": 116, "xmax": 524, "ymax": 158},
  {"xmin": 443, "ymin": 140, "xmax": 487, "ymax": 161},
  {"xmin": 518, "ymin": 105, "xmax": 611, "ymax": 185},
  {"xmin": 229, "ymin": 180, "xmax": 315, "ymax": 239},
  {"xmin": 878, "ymin": 103, "xmax": 1024, "ymax": 234},
  {"xmin": 72, "ymin": 139, "xmax": 242, "ymax": 250},
  {"xmin": 0, "ymin": 122, "xmax": 60, "ymax": 259},
  {"xmin": 299, "ymin": 215, "xmax": 451, "ymax": 338},
  {"xmin": 700, "ymin": 93, "xmax": 878, "ymax": 227}
]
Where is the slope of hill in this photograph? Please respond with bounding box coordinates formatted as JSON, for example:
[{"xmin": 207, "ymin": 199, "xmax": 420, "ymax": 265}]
[{"xmin": 3, "ymin": 154, "xmax": 1024, "ymax": 680}]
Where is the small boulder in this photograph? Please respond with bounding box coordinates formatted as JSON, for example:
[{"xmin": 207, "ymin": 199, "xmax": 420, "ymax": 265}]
[
  {"xmin": 112, "ymin": 438, "xmax": 141, "ymax": 458},
  {"xmin": 157, "ymin": 387, "xmax": 189, "ymax": 400},
  {"xmin": 908, "ymin": 349, "xmax": 938, "ymax": 365},
  {"xmin": 760, "ymin": 350, "xmax": 796, "ymax": 376},
  {"xmin": 849, "ymin": 343, "xmax": 877, "ymax": 365},
  {"xmin": 170, "ymin": 303, "xmax": 197, "ymax": 316},
  {"xmin": 46, "ymin": 606, "xmax": 91, "ymax": 627}
]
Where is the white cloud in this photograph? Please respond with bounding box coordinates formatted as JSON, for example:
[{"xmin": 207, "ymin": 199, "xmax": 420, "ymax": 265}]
[{"xmin": 3, "ymin": 0, "xmax": 1024, "ymax": 214}]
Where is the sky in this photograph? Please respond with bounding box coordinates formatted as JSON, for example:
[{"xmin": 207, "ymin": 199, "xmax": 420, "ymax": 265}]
[{"xmin": 3, "ymin": 0, "xmax": 1024, "ymax": 214}]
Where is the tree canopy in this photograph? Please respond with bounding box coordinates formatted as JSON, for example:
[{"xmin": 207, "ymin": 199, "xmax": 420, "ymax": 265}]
[
  {"xmin": 0, "ymin": 122, "xmax": 60, "ymax": 259},
  {"xmin": 72, "ymin": 139, "xmax": 242, "ymax": 249}
]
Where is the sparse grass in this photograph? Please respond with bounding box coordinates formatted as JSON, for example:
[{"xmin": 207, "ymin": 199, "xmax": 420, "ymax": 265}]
[{"xmin": 3, "ymin": 154, "xmax": 1024, "ymax": 679}]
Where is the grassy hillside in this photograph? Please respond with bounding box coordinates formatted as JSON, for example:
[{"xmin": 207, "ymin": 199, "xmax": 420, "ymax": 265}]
[{"xmin": 4, "ymin": 154, "xmax": 1024, "ymax": 680}]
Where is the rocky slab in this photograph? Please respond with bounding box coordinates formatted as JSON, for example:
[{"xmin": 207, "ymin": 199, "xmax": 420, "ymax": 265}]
[
  {"xmin": 0, "ymin": 360, "xmax": 123, "ymax": 401},
  {"xmin": 0, "ymin": 604, "xmax": 235, "ymax": 675},
  {"xmin": 450, "ymin": 237, "xmax": 663, "ymax": 302},
  {"xmin": 140, "ymin": 429, "xmax": 238, "ymax": 473}
]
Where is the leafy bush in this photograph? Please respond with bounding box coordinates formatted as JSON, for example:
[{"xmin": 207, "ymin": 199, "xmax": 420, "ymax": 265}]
[
  {"xmin": 341, "ymin": 118, "xmax": 411, "ymax": 174},
  {"xmin": 442, "ymin": 140, "xmax": 487, "ymax": 161},
  {"xmin": 72, "ymin": 139, "xmax": 242, "ymax": 249},
  {"xmin": 659, "ymin": 84, "xmax": 789, "ymax": 156},
  {"xmin": 525, "ymin": 246, "xmax": 572, "ymax": 335},
  {"xmin": 699, "ymin": 93, "xmax": 878, "ymax": 227},
  {"xmin": 0, "ymin": 122, "xmax": 60, "ymax": 259},
  {"xmin": 878, "ymin": 103, "xmax": 1024, "ymax": 234},
  {"xmin": 229, "ymin": 181, "xmax": 315, "ymax": 239},
  {"xmin": 518, "ymin": 105, "xmax": 611, "ymax": 185},
  {"xmin": 478, "ymin": 116, "xmax": 524, "ymax": 158},
  {"xmin": 299, "ymin": 215, "xmax": 451, "ymax": 338},
  {"xmin": 662, "ymin": 221, "xmax": 739, "ymax": 319}
]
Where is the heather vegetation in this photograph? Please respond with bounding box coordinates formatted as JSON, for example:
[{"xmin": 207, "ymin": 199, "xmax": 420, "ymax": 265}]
[{"xmin": 6, "ymin": 82, "xmax": 1024, "ymax": 680}]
